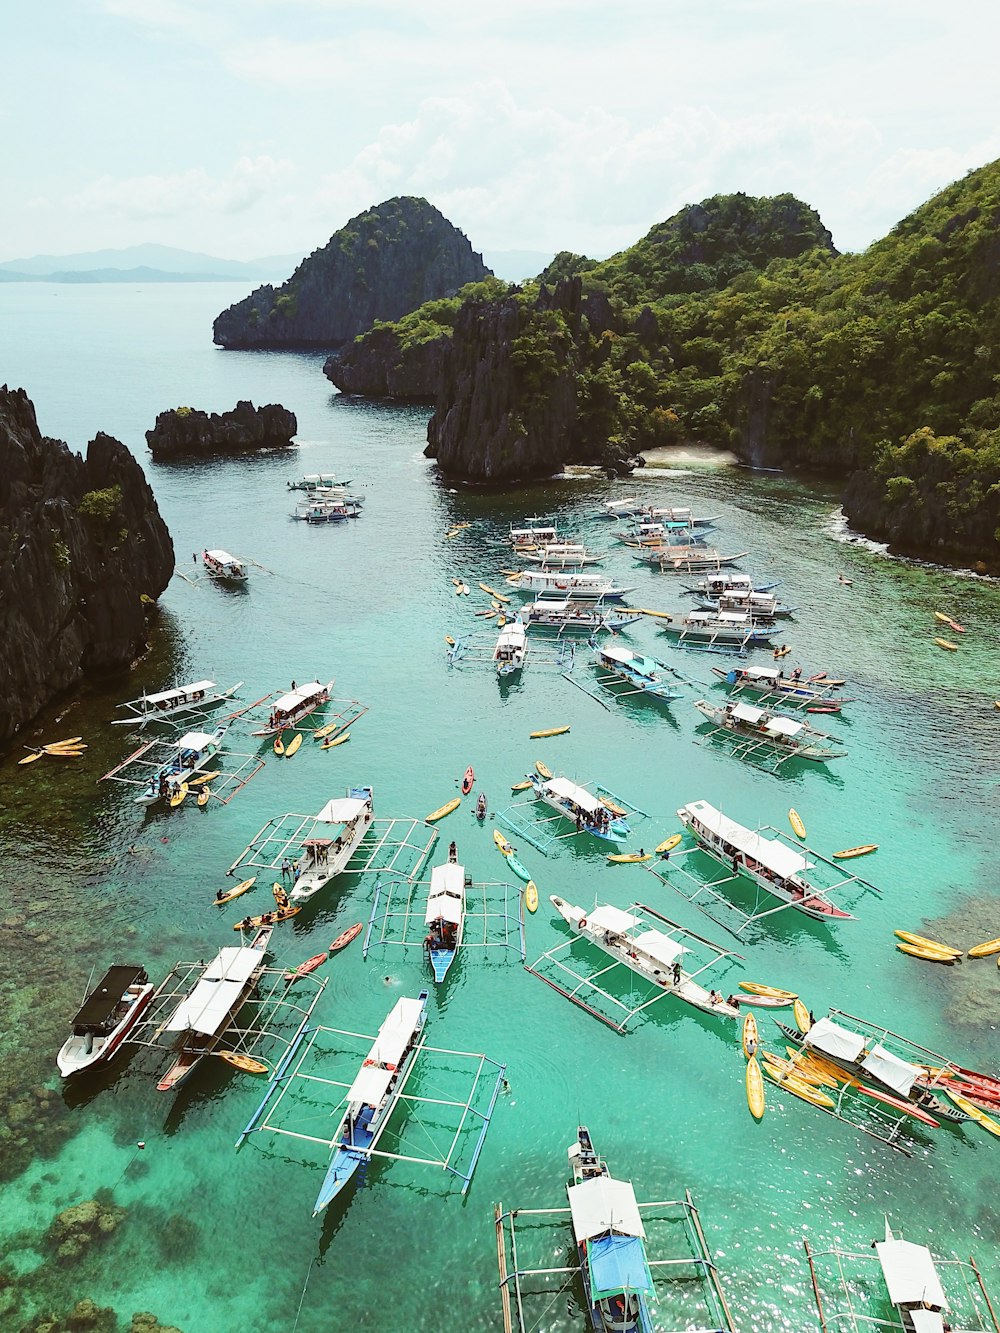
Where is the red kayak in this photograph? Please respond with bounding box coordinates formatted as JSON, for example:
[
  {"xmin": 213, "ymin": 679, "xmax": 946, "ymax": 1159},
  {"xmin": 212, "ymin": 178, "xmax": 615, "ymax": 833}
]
[
  {"xmin": 330, "ymin": 921, "xmax": 363, "ymax": 953},
  {"xmin": 855, "ymin": 1085, "xmax": 940, "ymax": 1128},
  {"xmin": 284, "ymin": 952, "xmax": 328, "ymax": 984},
  {"xmin": 461, "ymin": 765, "xmax": 475, "ymax": 795}
]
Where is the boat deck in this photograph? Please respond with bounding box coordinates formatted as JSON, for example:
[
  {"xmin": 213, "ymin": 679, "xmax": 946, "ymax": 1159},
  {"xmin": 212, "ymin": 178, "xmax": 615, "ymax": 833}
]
[
  {"xmin": 226, "ymin": 815, "xmax": 437, "ymax": 883},
  {"xmin": 363, "ymin": 872, "xmax": 526, "ymax": 962}
]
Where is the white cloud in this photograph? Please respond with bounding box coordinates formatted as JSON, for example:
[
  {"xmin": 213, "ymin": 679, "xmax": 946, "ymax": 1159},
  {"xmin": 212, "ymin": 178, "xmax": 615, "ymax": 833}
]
[{"xmin": 65, "ymin": 156, "xmax": 295, "ymax": 223}]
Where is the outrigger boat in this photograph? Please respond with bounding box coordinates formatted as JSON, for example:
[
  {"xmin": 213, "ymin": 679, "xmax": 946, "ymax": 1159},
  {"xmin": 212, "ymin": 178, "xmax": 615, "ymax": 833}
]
[
  {"xmin": 522, "ymin": 543, "xmax": 605, "ymax": 568},
  {"xmin": 57, "ymin": 965, "xmax": 154, "ymax": 1077},
  {"xmin": 676, "ymin": 800, "xmax": 854, "ymax": 922},
  {"xmin": 684, "ymin": 572, "xmax": 778, "ymax": 597},
  {"xmin": 289, "ymin": 788, "xmax": 375, "ymax": 902},
  {"xmin": 507, "ymin": 570, "xmax": 635, "ymax": 601},
  {"xmin": 156, "ymin": 925, "xmax": 272, "ymax": 1092},
  {"xmin": 661, "ymin": 610, "xmax": 774, "ymax": 649},
  {"xmin": 423, "ymin": 850, "xmax": 467, "ymax": 983},
  {"xmin": 313, "ymin": 990, "xmax": 430, "ymax": 1214},
  {"xmin": 112, "ymin": 678, "xmax": 241, "ymax": 728},
  {"xmin": 635, "ymin": 547, "xmax": 747, "ymax": 573},
  {"xmin": 508, "ymin": 522, "xmax": 560, "ymax": 547},
  {"xmin": 252, "ymin": 679, "xmax": 334, "ymax": 736},
  {"xmin": 203, "ymin": 548, "xmax": 248, "ymax": 581},
  {"xmin": 292, "ymin": 496, "xmax": 362, "ymax": 522},
  {"xmin": 617, "ymin": 520, "xmax": 708, "ymax": 547},
  {"xmin": 691, "ymin": 589, "xmax": 795, "ymax": 620},
  {"xmin": 640, "ymin": 504, "xmax": 719, "ymax": 529},
  {"xmin": 693, "ymin": 700, "xmax": 847, "ymax": 763},
  {"xmin": 550, "ymin": 898, "xmax": 740, "ymax": 1020},
  {"xmin": 134, "ymin": 727, "xmax": 226, "ymax": 805},
  {"xmin": 288, "ymin": 472, "xmax": 353, "ymax": 492},
  {"xmin": 529, "ymin": 774, "xmax": 630, "ymax": 843},
  {"xmin": 596, "ymin": 496, "xmax": 647, "ymax": 519},
  {"xmin": 592, "ymin": 644, "xmax": 683, "ymax": 703},
  {"xmin": 523, "ymin": 598, "xmax": 642, "ymax": 634},
  {"xmin": 711, "ymin": 664, "xmax": 846, "ymax": 707},
  {"xmin": 567, "ymin": 1126, "xmax": 655, "ymax": 1333},
  {"xmin": 493, "ymin": 618, "xmax": 526, "ymax": 677}
]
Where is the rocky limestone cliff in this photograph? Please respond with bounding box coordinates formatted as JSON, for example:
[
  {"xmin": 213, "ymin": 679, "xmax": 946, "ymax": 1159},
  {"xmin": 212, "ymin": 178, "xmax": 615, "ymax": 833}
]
[
  {"xmin": 213, "ymin": 197, "xmax": 490, "ymax": 349},
  {"xmin": 146, "ymin": 400, "xmax": 297, "ymax": 460},
  {"xmin": 0, "ymin": 386, "xmax": 175, "ymax": 744},
  {"xmin": 323, "ymin": 326, "xmax": 444, "ymax": 400}
]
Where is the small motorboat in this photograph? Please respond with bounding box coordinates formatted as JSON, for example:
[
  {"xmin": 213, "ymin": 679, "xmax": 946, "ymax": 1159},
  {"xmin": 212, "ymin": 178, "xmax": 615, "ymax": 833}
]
[{"xmin": 57, "ymin": 966, "xmax": 154, "ymax": 1077}]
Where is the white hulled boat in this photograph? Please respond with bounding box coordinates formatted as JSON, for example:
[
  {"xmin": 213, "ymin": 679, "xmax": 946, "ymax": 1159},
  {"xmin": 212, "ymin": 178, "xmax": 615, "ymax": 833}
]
[
  {"xmin": 635, "ymin": 547, "xmax": 747, "ymax": 572},
  {"xmin": 509, "ymin": 570, "xmax": 635, "ymax": 601},
  {"xmin": 617, "ymin": 520, "xmax": 707, "ymax": 547},
  {"xmin": 292, "ymin": 496, "xmax": 362, "ymax": 522},
  {"xmin": 203, "ymin": 549, "xmax": 247, "ymax": 581},
  {"xmin": 683, "ymin": 572, "xmax": 778, "ymax": 597},
  {"xmin": 135, "ymin": 726, "xmax": 226, "ymax": 805},
  {"xmin": 693, "ymin": 699, "xmax": 847, "ymax": 761},
  {"xmin": 289, "ymin": 787, "xmax": 375, "ymax": 901},
  {"xmin": 508, "ymin": 522, "xmax": 559, "ymax": 547},
  {"xmin": 522, "ymin": 543, "xmax": 605, "ymax": 568},
  {"xmin": 112, "ymin": 678, "xmax": 240, "ymax": 728},
  {"xmin": 691, "ymin": 589, "xmax": 795, "ymax": 620},
  {"xmin": 711, "ymin": 664, "xmax": 846, "ymax": 706},
  {"xmin": 593, "ymin": 644, "xmax": 682, "ymax": 702},
  {"xmin": 288, "ymin": 472, "xmax": 353, "ymax": 492},
  {"xmin": 660, "ymin": 610, "xmax": 774, "ymax": 648},
  {"xmin": 524, "ymin": 598, "xmax": 641, "ymax": 633},
  {"xmin": 493, "ymin": 619, "xmax": 527, "ymax": 677},
  {"xmin": 57, "ymin": 965, "xmax": 154, "ymax": 1077},
  {"xmin": 528, "ymin": 774, "xmax": 630, "ymax": 842},
  {"xmin": 253, "ymin": 679, "xmax": 334, "ymax": 735},
  {"xmin": 641, "ymin": 504, "xmax": 719, "ymax": 528},
  {"xmin": 424, "ymin": 852, "xmax": 466, "ymax": 983}
]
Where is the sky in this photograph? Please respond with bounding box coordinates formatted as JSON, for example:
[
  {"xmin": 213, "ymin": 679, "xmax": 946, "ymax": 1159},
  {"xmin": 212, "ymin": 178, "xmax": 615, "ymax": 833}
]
[{"xmin": 3, "ymin": 0, "xmax": 1000, "ymax": 264}]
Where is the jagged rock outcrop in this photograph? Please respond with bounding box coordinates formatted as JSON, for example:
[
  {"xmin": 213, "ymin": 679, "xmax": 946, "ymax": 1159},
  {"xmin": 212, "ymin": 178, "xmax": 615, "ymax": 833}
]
[
  {"xmin": 213, "ymin": 197, "xmax": 490, "ymax": 349},
  {"xmin": 324, "ymin": 327, "xmax": 444, "ymax": 400},
  {"xmin": 146, "ymin": 401, "xmax": 296, "ymax": 459},
  {"xmin": 0, "ymin": 386, "xmax": 174, "ymax": 744}
]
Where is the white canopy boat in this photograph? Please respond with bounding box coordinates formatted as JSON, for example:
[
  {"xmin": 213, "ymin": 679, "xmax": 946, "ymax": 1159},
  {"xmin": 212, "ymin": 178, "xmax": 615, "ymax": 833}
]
[
  {"xmin": 875, "ymin": 1222, "xmax": 961, "ymax": 1333},
  {"xmin": 684, "ymin": 572, "xmax": 778, "ymax": 596},
  {"xmin": 636, "ymin": 547, "xmax": 747, "ymax": 573},
  {"xmin": 617, "ymin": 520, "xmax": 708, "ymax": 547},
  {"xmin": 134, "ymin": 726, "xmax": 227, "ymax": 805},
  {"xmin": 595, "ymin": 496, "xmax": 645, "ymax": 519},
  {"xmin": 112, "ymin": 678, "xmax": 241, "ymax": 728},
  {"xmin": 289, "ymin": 787, "xmax": 375, "ymax": 902},
  {"xmin": 522, "ymin": 543, "xmax": 605, "ymax": 568},
  {"xmin": 313, "ymin": 990, "xmax": 430, "ymax": 1214},
  {"xmin": 253, "ymin": 679, "xmax": 335, "ymax": 735},
  {"xmin": 550, "ymin": 898, "xmax": 740, "ymax": 1020},
  {"xmin": 660, "ymin": 609, "xmax": 775, "ymax": 648},
  {"xmin": 57, "ymin": 965, "xmax": 154, "ymax": 1077},
  {"xmin": 677, "ymin": 800, "xmax": 853, "ymax": 921},
  {"xmin": 524, "ymin": 598, "xmax": 641, "ymax": 633},
  {"xmin": 641, "ymin": 504, "xmax": 719, "ymax": 528},
  {"xmin": 528, "ymin": 774, "xmax": 630, "ymax": 843},
  {"xmin": 292, "ymin": 496, "xmax": 362, "ymax": 522},
  {"xmin": 493, "ymin": 618, "xmax": 527, "ymax": 677},
  {"xmin": 287, "ymin": 472, "xmax": 353, "ymax": 491},
  {"xmin": 203, "ymin": 548, "xmax": 248, "ymax": 581},
  {"xmin": 592, "ymin": 644, "xmax": 683, "ymax": 703},
  {"xmin": 508, "ymin": 522, "xmax": 559, "ymax": 547},
  {"xmin": 156, "ymin": 926, "xmax": 272, "ymax": 1091},
  {"xmin": 692, "ymin": 589, "xmax": 795, "ymax": 620},
  {"xmin": 508, "ymin": 570, "xmax": 635, "ymax": 601},
  {"xmin": 693, "ymin": 699, "xmax": 847, "ymax": 762},
  {"xmin": 711, "ymin": 664, "xmax": 847, "ymax": 707},
  {"xmin": 424, "ymin": 853, "xmax": 466, "ymax": 983}
]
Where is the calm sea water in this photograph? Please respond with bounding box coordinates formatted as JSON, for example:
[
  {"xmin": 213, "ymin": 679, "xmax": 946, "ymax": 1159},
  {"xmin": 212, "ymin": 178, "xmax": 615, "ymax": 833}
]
[{"xmin": 1, "ymin": 283, "xmax": 999, "ymax": 1332}]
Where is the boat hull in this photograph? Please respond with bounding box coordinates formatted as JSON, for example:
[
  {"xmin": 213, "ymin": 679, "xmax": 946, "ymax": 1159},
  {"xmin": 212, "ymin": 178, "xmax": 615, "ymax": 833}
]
[{"xmin": 57, "ymin": 984, "xmax": 154, "ymax": 1078}]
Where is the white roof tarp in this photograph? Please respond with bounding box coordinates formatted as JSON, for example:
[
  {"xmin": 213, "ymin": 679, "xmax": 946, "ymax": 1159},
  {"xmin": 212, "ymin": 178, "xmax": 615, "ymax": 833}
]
[
  {"xmin": 731, "ymin": 702, "xmax": 765, "ymax": 724},
  {"xmin": 369, "ymin": 996, "xmax": 424, "ymax": 1068},
  {"xmin": 496, "ymin": 622, "xmax": 526, "ymax": 648},
  {"xmin": 273, "ymin": 681, "xmax": 324, "ymax": 713},
  {"xmin": 803, "ymin": 1017, "xmax": 867, "ymax": 1063},
  {"xmin": 314, "ymin": 795, "xmax": 369, "ymax": 824},
  {"xmin": 347, "ymin": 1064, "xmax": 395, "ymax": 1107},
  {"xmin": 546, "ymin": 777, "xmax": 602, "ymax": 814},
  {"xmin": 876, "ymin": 1236, "xmax": 948, "ymax": 1310},
  {"xmin": 718, "ymin": 611, "xmax": 750, "ymax": 625},
  {"xmin": 165, "ymin": 947, "xmax": 261, "ymax": 1035},
  {"xmin": 860, "ymin": 1044, "xmax": 919, "ymax": 1097},
  {"xmin": 765, "ymin": 716, "xmax": 804, "ymax": 738},
  {"xmin": 175, "ymin": 731, "xmax": 217, "ymax": 751},
  {"xmin": 632, "ymin": 930, "xmax": 686, "ymax": 968},
  {"xmin": 908, "ymin": 1311, "xmax": 946, "ymax": 1333},
  {"xmin": 587, "ymin": 905, "xmax": 641, "ymax": 934},
  {"xmin": 679, "ymin": 802, "xmax": 815, "ymax": 880},
  {"xmin": 145, "ymin": 680, "xmax": 216, "ymax": 705},
  {"xmin": 426, "ymin": 862, "xmax": 465, "ymax": 925},
  {"xmin": 568, "ymin": 1176, "xmax": 645, "ymax": 1244},
  {"xmin": 740, "ymin": 666, "xmax": 779, "ymax": 682},
  {"xmin": 205, "ymin": 549, "xmax": 239, "ymax": 565}
]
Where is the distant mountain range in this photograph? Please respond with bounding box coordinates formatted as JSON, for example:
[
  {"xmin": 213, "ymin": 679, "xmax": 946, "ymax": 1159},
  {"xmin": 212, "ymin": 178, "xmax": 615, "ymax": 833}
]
[{"xmin": 0, "ymin": 242, "xmax": 557, "ymax": 285}]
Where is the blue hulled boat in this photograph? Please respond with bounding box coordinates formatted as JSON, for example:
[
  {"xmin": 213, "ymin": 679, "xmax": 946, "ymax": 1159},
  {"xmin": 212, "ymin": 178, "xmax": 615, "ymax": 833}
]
[{"xmin": 424, "ymin": 852, "xmax": 466, "ymax": 983}]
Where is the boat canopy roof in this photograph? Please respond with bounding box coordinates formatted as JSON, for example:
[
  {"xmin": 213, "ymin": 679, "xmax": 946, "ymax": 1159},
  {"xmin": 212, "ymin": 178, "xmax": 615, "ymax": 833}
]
[
  {"xmin": 143, "ymin": 680, "xmax": 216, "ymax": 706},
  {"xmin": 632, "ymin": 929, "xmax": 686, "ymax": 967},
  {"xmin": 164, "ymin": 947, "xmax": 261, "ymax": 1035},
  {"xmin": 860, "ymin": 1043, "xmax": 919, "ymax": 1097},
  {"xmin": 369, "ymin": 996, "xmax": 424, "ymax": 1068},
  {"xmin": 588, "ymin": 1234, "xmax": 655, "ymax": 1302},
  {"xmin": 545, "ymin": 776, "xmax": 602, "ymax": 814},
  {"xmin": 314, "ymin": 793, "xmax": 370, "ymax": 825},
  {"xmin": 72, "ymin": 965, "xmax": 146, "ymax": 1031},
  {"xmin": 907, "ymin": 1313, "xmax": 946, "ymax": 1333},
  {"xmin": 205, "ymin": 549, "xmax": 239, "ymax": 565},
  {"xmin": 587, "ymin": 905, "xmax": 641, "ymax": 934},
  {"xmin": 681, "ymin": 801, "xmax": 815, "ymax": 880},
  {"xmin": 174, "ymin": 730, "xmax": 218, "ymax": 751},
  {"xmin": 736, "ymin": 666, "xmax": 779, "ymax": 682},
  {"xmin": 568, "ymin": 1175, "xmax": 645, "ymax": 1244},
  {"xmin": 273, "ymin": 680, "xmax": 325, "ymax": 713},
  {"xmin": 496, "ymin": 621, "xmax": 526, "ymax": 648},
  {"xmin": 426, "ymin": 862, "xmax": 465, "ymax": 925},
  {"xmin": 526, "ymin": 570, "xmax": 604, "ymax": 585},
  {"xmin": 764, "ymin": 716, "xmax": 804, "ymax": 738},
  {"xmin": 875, "ymin": 1231, "xmax": 948, "ymax": 1311},
  {"xmin": 347, "ymin": 1064, "xmax": 395, "ymax": 1107},
  {"xmin": 804, "ymin": 1017, "xmax": 867, "ymax": 1063}
]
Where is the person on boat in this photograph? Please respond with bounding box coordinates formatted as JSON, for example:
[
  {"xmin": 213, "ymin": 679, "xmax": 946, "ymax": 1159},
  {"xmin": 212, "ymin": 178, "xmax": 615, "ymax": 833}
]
[
  {"xmin": 726, "ymin": 994, "xmax": 740, "ymax": 1010},
  {"xmin": 281, "ymin": 857, "xmax": 291, "ymax": 883},
  {"xmin": 215, "ymin": 886, "xmax": 227, "ymax": 901},
  {"xmin": 709, "ymin": 990, "xmax": 723, "ymax": 1005},
  {"xmin": 672, "ymin": 961, "xmax": 682, "ymax": 985},
  {"xmin": 448, "ymin": 841, "xmax": 457, "ymax": 861}
]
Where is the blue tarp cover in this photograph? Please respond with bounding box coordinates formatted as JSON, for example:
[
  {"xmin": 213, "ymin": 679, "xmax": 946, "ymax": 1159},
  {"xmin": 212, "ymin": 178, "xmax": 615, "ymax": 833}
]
[{"xmin": 588, "ymin": 1234, "xmax": 654, "ymax": 1301}]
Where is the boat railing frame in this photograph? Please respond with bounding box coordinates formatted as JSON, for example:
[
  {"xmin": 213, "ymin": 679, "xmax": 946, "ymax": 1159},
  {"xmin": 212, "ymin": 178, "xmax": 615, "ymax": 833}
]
[
  {"xmin": 693, "ymin": 706, "xmax": 847, "ymax": 770},
  {"xmin": 497, "ymin": 778, "xmax": 647, "ymax": 854},
  {"xmin": 226, "ymin": 813, "xmax": 438, "ymax": 883},
  {"xmin": 98, "ymin": 734, "xmax": 264, "ymax": 804},
  {"xmin": 362, "ymin": 871, "xmax": 526, "ymax": 962}
]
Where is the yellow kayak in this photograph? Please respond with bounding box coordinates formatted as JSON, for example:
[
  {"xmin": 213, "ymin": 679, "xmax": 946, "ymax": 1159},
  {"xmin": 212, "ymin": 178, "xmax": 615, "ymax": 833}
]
[
  {"xmin": 197, "ymin": 786, "xmax": 211, "ymax": 807},
  {"xmin": 764, "ymin": 1066, "xmax": 835, "ymax": 1110},
  {"xmin": 534, "ymin": 760, "xmax": 552, "ymax": 779},
  {"xmin": 896, "ymin": 941, "xmax": 961, "ymax": 964},
  {"xmin": 169, "ymin": 783, "xmax": 189, "ymax": 808},
  {"xmin": 322, "ymin": 732, "xmax": 350, "ymax": 749},
  {"xmin": 832, "ymin": 844, "xmax": 878, "ymax": 859},
  {"xmin": 450, "ymin": 577, "xmax": 463, "ymax": 586},
  {"xmin": 742, "ymin": 1012, "xmax": 759, "ymax": 1060},
  {"xmin": 187, "ymin": 770, "xmax": 220, "ymax": 786},
  {"xmin": 638, "ymin": 608, "xmax": 672, "ymax": 619},
  {"xmin": 273, "ymin": 732, "xmax": 285, "ymax": 756},
  {"xmin": 524, "ymin": 881, "xmax": 538, "ymax": 914},
  {"xmin": 426, "ymin": 797, "xmax": 461, "ymax": 823},
  {"xmin": 444, "ymin": 635, "xmax": 455, "ymax": 647},
  {"xmin": 215, "ymin": 1051, "xmax": 269, "ymax": 1075},
  {"xmin": 894, "ymin": 930, "xmax": 961, "ymax": 955},
  {"xmin": 775, "ymin": 1050, "xmax": 841, "ymax": 1089},
  {"xmin": 607, "ymin": 852, "xmax": 651, "ymax": 864},
  {"xmin": 934, "ymin": 637, "xmax": 958, "ymax": 651},
  {"xmin": 18, "ymin": 751, "xmax": 44, "ymax": 765},
  {"xmin": 493, "ymin": 829, "xmax": 514, "ymax": 856},
  {"xmin": 479, "ymin": 584, "xmax": 511, "ymax": 603},
  {"xmin": 656, "ymin": 833, "xmax": 682, "ymax": 854},
  {"xmin": 44, "ymin": 736, "xmax": 84, "ymax": 751},
  {"xmin": 314, "ymin": 722, "xmax": 336, "ymax": 740},
  {"xmin": 601, "ymin": 797, "xmax": 627, "ymax": 817},
  {"xmin": 746, "ymin": 1056, "xmax": 765, "ymax": 1119},
  {"xmin": 456, "ymin": 583, "xmax": 470, "ymax": 596},
  {"xmin": 511, "ymin": 780, "xmax": 532, "ymax": 791},
  {"xmin": 944, "ymin": 1089, "xmax": 1000, "ymax": 1137},
  {"xmin": 967, "ymin": 937, "xmax": 1000, "ymax": 959},
  {"xmin": 739, "ymin": 982, "xmax": 798, "ymax": 1000},
  {"xmin": 216, "ymin": 877, "xmax": 256, "ymax": 905},
  {"xmin": 284, "ymin": 732, "xmax": 302, "ymax": 758},
  {"xmin": 793, "ymin": 998, "xmax": 812, "ymax": 1033},
  {"xmin": 530, "ymin": 726, "xmax": 570, "ymax": 739},
  {"xmin": 46, "ymin": 748, "xmax": 87, "ymax": 758},
  {"xmin": 788, "ymin": 808, "xmax": 806, "ymax": 839}
]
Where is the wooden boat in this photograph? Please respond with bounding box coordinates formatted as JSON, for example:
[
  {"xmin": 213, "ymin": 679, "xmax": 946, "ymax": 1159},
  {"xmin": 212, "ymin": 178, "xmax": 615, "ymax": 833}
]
[
  {"xmin": 57, "ymin": 965, "xmax": 154, "ymax": 1077},
  {"xmin": 113, "ymin": 679, "xmax": 240, "ymax": 729},
  {"xmin": 712, "ymin": 664, "xmax": 847, "ymax": 707},
  {"xmin": 285, "ymin": 789, "xmax": 375, "ymax": 903},
  {"xmin": 788, "ymin": 808, "xmax": 806, "ymax": 839},
  {"xmin": 742, "ymin": 1012, "xmax": 758, "ymax": 1059},
  {"xmin": 313, "ymin": 991, "xmax": 430, "ymax": 1213},
  {"xmin": 273, "ymin": 732, "xmax": 286, "ymax": 756},
  {"xmin": 934, "ymin": 637, "xmax": 958, "ymax": 651},
  {"xmin": 216, "ymin": 1051, "xmax": 268, "ymax": 1074},
  {"xmin": 934, "ymin": 611, "xmax": 965, "ymax": 632},
  {"xmin": 693, "ymin": 700, "xmax": 847, "ymax": 763},
  {"xmin": 425, "ymin": 856, "xmax": 466, "ymax": 983},
  {"xmin": 833, "ymin": 844, "xmax": 878, "ymax": 859},
  {"xmin": 197, "ymin": 786, "xmax": 211, "ymax": 807},
  {"xmin": 607, "ymin": 852, "xmax": 651, "ymax": 863},
  {"xmin": 157, "ymin": 928, "xmax": 272, "ymax": 1091},
  {"xmin": 524, "ymin": 881, "xmax": 538, "ymax": 913},
  {"xmin": 535, "ymin": 760, "xmax": 553, "ymax": 778},
  {"xmin": 169, "ymin": 783, "xmax": 189, "ymax": 808},
  {"xmin": 530, "ymin": 726, "xmax": 570, "ymax": 738},
  {"xmin": 284, "ymin": 732, "xmax": 302, "ymax": 758},
  {"xmin": 896, "ymin": 941, "xmax": 960, "ymax": 963},
  {"xmin": 426, "ymin": 797, "xmax": 461, "ymax": 823},
  {"xmin": 203, "ymin": 549, "xmax": 248, "ymax": 582},
  {"xmin": 656, "ymin": 833, "xmax": 682, "ymax": 854},
  {"xmin": 944, "ymin": 1090, "xmax": 1000, "ymax": 1137},
  {"xmin": 331, "ymin": 922, "xmax": 363, "ymax": 953},
  {"xmin": 740, "ymin": 981, "xmax": 798, "ymax": 1000},
  {"xmin": 284, "ymin": 951, "xmax": 329, "ymax": 983},
  {"xmin": 968, "ymin": 936, "xmax": 1000, "ymax": 958},
  {"xmin": 894, "ymin": 930, "xmax": 961, "ymax": 956},
  {"xmin": 793, "ymin": 998, "xmax": 812, "ymax": 1032},
  {"xmin": 493, "ymin": 617, "xmax": 526, "ymax": 677},
  {"xmin": 661, "ymin": 608, "xmax": 774, "ymax": 648},
  {"xmin": 530, "ymin": 773, "xmax": 631, "ymax": 844},
  {"xmin": 233, "ymin": 906, "xmax": 300, "ymax": 929},
  {"xmin": 746, "ymin": 1055, "xmax": 765, "ymax": 1118},
  {"xmin": 252, "ymin": 680, "xmax": 334, "ymax": 737},
  {"xmin": 461, "ymin": 766, "xmax": 475, "ymax": 794},
  {"xmin": 592, "ymin": 644, "xmax": 683, "ymax": 703},
  {"xmin": 215, "ymin": 877, "xmax": 255, "ymax": 906}
]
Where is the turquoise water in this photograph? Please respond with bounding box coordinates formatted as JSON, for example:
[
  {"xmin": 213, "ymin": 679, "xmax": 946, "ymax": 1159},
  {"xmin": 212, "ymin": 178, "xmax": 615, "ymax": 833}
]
[{"xmin": 1, "ymin": 284, "xmax": 999, "ymax": 1332}]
